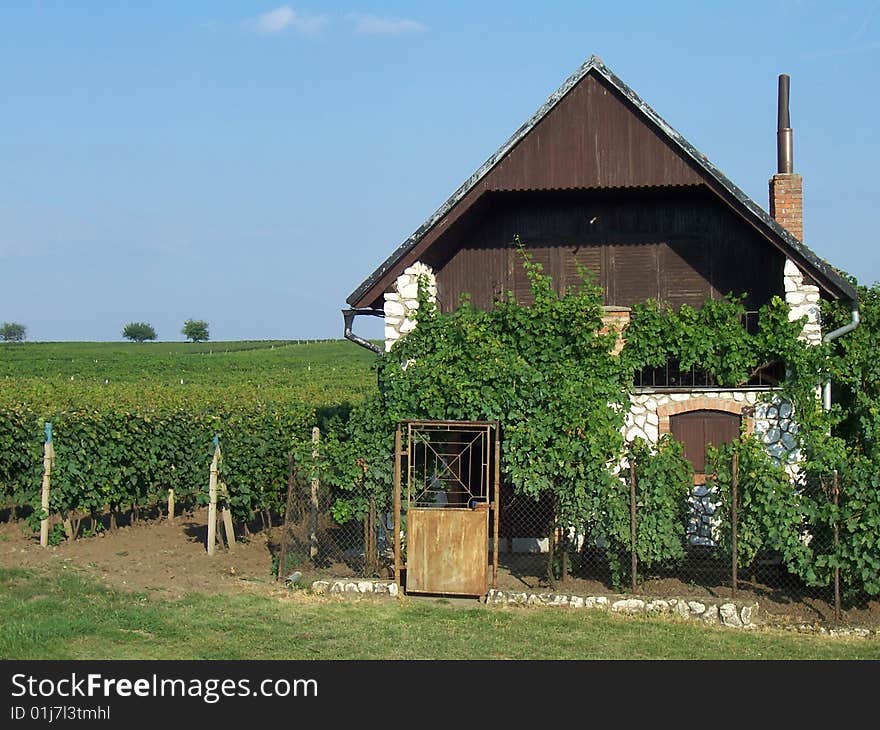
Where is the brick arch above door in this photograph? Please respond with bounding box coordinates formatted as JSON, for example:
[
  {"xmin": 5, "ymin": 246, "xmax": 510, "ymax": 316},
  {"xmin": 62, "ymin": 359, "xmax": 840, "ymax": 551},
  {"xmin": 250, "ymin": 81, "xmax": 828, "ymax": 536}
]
[{"xmin": 657, "ymin": 396, "xmax": 755, "ymax": 438}]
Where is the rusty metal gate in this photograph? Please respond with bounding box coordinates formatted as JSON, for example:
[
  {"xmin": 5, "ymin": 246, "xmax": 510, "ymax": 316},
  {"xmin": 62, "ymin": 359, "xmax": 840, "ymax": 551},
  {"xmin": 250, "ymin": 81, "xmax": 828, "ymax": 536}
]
[{"xmin": 393, "ymin": 421, "xmax": 500, "ymax": 597}]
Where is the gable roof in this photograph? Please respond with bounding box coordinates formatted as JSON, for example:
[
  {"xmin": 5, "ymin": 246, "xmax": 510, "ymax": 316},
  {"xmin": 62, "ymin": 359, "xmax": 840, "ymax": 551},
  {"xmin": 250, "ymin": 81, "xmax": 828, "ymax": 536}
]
[{"xmin": 347, "ymin": 55, "xmax": 858, "ymax": 308}]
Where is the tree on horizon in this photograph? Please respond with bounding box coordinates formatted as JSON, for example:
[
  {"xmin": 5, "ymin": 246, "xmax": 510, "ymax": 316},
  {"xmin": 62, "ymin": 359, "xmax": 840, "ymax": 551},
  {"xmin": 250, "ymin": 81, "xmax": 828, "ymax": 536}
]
[
  {"xmin": 0, "ymin": 322, "xmax": 26, "ymax": 342},
  {"xmin": 182, "ymin": 319, "xmax": 209, "ymax": 343},
  {"xmin": 122, "ymin": 322, "xmax": 157, "ymax": 342}
]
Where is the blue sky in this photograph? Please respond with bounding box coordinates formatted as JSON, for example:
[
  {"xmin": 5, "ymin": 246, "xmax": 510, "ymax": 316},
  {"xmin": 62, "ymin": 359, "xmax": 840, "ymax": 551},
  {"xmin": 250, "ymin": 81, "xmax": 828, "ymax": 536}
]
[{"xmin": 1, "ymin": 1, "xmax": 878, "ymax": 341}]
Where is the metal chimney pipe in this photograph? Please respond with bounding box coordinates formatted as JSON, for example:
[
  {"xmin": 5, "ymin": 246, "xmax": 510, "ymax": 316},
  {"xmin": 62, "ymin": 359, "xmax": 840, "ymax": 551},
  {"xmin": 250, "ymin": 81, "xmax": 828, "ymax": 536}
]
[{"xmin": 777, "ymin": 74, "xmax": 793, "ymax": 174}]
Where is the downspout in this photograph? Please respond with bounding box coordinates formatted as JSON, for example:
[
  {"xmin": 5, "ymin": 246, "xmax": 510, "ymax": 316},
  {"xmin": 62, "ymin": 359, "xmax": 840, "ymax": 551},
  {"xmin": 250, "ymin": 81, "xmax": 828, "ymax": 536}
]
[
  {"xmin": 822, "ymin": 304, "xmax": 860, "ymax": 410},
  {"xmin": 342, "ymin": 308, "xmax": 384, "ymax": 355}
]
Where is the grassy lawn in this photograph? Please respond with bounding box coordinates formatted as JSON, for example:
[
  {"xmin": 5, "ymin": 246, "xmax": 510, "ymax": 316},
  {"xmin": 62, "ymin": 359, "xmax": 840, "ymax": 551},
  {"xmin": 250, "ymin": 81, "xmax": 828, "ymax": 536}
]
[{"xmin": 1, "ymin": 567, "xmax": 877, "ymax": 660}]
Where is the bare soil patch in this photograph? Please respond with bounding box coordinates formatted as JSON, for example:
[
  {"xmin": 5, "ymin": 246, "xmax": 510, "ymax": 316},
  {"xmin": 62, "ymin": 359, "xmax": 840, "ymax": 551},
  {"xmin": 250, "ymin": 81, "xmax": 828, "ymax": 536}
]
[{"xmin": 0, "ymin": 508, "xmax": 278, "ymax": 600}]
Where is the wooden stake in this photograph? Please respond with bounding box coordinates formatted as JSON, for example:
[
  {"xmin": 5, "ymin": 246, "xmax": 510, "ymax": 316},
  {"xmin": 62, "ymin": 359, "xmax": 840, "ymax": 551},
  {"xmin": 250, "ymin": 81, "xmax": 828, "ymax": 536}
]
[
  {"xmin": 216, "ymin": 479, "xmax": 235, "ymax": 548},
  {"xmin": 207, "ymin": 439, "xmax": 219, "ymax": 556},
  {"xmin": 214, "ymin": 511, "xmax": 226, "ymax": 551},
  {"xmin": 309, "ymin": 426, "xmax": 320, "ymax": 559},
  {"xmin": 221, "ymin": 506, "xmax": 236, "ymax": 548},
  {"xmin": 167, "ymin": 488, "xmax": 175, "ymax": 522},
  {"xmin": 39, "ymin": 423, "xmax": 54, "ymax": 548}
]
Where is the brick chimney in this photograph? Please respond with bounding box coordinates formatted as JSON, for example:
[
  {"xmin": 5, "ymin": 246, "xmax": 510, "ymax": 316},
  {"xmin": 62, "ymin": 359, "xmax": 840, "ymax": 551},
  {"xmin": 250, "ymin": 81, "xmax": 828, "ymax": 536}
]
[
  {"xmin": 769, "ymin": 73, "xmax": 803, "ymax": 240},
  {"xmin": 769, "ymin": 174, "xmax": 803, "ymax": 240}
]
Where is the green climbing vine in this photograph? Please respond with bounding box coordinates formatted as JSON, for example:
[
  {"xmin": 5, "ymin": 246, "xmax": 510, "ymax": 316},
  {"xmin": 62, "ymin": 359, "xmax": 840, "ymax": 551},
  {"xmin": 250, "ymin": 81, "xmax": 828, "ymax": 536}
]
[{"xmin": 312, "ymin": 241, "xmax": 878, "ymax": 597}]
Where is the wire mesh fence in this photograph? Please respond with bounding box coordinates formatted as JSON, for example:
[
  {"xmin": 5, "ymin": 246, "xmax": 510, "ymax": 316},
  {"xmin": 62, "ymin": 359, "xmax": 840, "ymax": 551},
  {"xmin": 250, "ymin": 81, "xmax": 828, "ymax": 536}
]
[
  {"xmin": 491, "ymin": 463, "xmax": 856, "ymax": 624},
  {"xmin": 274, "ymin": 478, "xmax": 393, "ymax": 583},
  {"xmin": 276, "ymin": 428, "xmax": 868, "ymax": 625},
  {"xmin": 281, "ymin": 479, "xmax": 843, "ymax": 604}
]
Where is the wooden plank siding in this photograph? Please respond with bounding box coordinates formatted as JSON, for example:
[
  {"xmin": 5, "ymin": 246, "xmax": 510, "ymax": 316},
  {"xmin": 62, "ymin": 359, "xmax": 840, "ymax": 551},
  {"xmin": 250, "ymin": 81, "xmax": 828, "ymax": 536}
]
[
  {"xmin": 487, "ymin": 74, "xmax": 703, "ymax": 190},
  {"xmin": 427, "ymin": 188, "xmax": 784, "ymax": 313}
]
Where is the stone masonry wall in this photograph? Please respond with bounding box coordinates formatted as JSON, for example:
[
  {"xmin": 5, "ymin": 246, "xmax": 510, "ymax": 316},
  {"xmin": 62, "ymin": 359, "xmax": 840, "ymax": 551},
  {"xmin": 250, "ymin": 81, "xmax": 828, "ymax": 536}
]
[
  {"xmin": 383, "ymin": 262, "xmax": 437, "ymax": 352},
  {"xmin": 784, "ymin": 258, "xmax": 822, "ymax": 346}
]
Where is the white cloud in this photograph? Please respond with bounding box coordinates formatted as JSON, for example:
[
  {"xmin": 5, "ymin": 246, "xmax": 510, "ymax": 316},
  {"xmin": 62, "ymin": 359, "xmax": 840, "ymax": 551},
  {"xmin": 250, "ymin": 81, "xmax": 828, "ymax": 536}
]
[
  {"xmin": 345, "ymin": 13, "xmax": 426, "ymax": 36},
  {"xmin": 252, "ymin": 6, "xmax": 328, "ymax": 36}
]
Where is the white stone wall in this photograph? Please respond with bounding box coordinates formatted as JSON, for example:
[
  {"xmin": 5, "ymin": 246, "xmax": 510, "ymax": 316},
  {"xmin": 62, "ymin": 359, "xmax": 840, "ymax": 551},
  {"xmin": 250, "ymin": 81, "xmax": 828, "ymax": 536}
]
[
  {"xmin": 624, "ymin": 390, "xmax": 798, "ymax": 464},
  {"xmin": 624, "ymin": 389, "xmax": 800, "ymax": 545},
  {"xmin": 623, "ymin": 390, "xmax": 761, "ymax": 445},
  {"xmin": 784, "ymin": 258, "xmax": 822, "ymax": 345},
  {"xmin": 383, "ymin": 262, "xmax": 437, "ymax": 352}
]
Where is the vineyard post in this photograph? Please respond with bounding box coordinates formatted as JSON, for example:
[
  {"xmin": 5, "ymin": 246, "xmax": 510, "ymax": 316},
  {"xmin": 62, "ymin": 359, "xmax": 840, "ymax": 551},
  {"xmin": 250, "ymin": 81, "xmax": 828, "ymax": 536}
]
[
  {"xmin": 207, "ymin": 436, "xmax": 219, "ymax": 556},
  {"xmin": 309, "ymin": 427, "xmax": 319, "ymax": 560},
  {"xmin": 39, "ymin": 422, "xmax": 53, "ymax": 548},
  {"xmin": 167, "ymin": 489, "xmax": 174, "ymax": 522}
]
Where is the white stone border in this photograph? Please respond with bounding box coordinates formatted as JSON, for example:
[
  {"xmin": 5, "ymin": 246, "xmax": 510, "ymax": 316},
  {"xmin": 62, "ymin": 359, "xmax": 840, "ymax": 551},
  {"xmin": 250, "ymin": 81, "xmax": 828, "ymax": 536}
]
[
  {"xmin": 311, "ymin": 579, "xmax": 399, "ymax": 597},
  {"xmin": 309, "ymin": 581, "xmax": 878, "ymax": 637},
  {"xmin": 487, "ymin": 589, "xmax": 757, "ymax": 629}
]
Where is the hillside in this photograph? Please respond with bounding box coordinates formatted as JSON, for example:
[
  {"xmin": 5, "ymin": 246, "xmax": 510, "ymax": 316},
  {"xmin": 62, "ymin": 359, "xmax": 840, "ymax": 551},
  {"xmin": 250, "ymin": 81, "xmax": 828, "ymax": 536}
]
[{"xmin": 0, "ymin": 339, "xmax": 378, "ymax": 409}]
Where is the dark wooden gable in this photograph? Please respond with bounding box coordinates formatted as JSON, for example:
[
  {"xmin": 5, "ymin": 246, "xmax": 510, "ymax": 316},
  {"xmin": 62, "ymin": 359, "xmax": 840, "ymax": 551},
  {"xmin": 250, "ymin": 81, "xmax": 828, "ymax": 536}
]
[
  {"xmin": 352, "ymin": 72, "xmax": 705, "ymax": 309},
  {"xmin": 347, "ymin": 58, "xmax": 858, "ymax": 311},
  {"xmin": 487, "ymin": 74, "xmax": 703, "ymax": 191},
  {"xmin": 423, "ymin": 187, "xmax": 785, "ymax": 314}
]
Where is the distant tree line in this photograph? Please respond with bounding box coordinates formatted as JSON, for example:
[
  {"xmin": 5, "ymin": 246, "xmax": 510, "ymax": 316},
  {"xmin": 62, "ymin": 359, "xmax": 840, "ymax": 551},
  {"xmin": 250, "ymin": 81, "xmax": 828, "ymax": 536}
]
[{"xmin": 120, "ymin": 319, "xmax": 211, "ymax": 342}]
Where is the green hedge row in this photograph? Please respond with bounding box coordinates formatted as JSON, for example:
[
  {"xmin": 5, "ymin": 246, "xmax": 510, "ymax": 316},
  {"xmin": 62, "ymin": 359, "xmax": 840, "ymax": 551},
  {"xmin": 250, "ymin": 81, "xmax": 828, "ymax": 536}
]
[{"xmin": 0, "ymin": 402, "xmax": 314, "ymax": 528}]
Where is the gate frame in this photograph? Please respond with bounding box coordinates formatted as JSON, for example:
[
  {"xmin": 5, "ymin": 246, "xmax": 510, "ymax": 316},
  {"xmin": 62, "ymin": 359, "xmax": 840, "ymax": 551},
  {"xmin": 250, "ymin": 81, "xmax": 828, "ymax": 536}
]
[{"xmin": 393, "ymin": 420, "xmax": 500, "ymax": 593}]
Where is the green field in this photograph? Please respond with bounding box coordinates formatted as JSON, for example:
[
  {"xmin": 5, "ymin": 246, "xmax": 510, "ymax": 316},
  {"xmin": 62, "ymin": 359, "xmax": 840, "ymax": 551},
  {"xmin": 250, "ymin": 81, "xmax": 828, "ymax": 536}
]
[
  {"xmin": 1, "ymin": 567, "xmax": 877, "ymax": 660},
  {"xmin": 0, "ymin": 339, "xmax": 378, "ymax": 409}
]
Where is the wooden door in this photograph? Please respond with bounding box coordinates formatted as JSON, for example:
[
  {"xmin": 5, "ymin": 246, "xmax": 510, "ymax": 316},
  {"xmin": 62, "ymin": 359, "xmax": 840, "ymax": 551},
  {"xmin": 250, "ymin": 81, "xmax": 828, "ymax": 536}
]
[{"xmin": 670, "ymin": 409, "xmax": 741, "ymax": 483}]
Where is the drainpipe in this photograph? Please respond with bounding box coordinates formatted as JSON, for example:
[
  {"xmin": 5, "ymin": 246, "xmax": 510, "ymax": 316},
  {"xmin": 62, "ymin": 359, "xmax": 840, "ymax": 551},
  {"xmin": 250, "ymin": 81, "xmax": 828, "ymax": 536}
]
[
  {"xmin": 822, "ymin": 305, "xmax": 860, "ymax": 410},
  {"xmin": 342, "ymin": 308, "xmax": 384, "ymax": 354}
]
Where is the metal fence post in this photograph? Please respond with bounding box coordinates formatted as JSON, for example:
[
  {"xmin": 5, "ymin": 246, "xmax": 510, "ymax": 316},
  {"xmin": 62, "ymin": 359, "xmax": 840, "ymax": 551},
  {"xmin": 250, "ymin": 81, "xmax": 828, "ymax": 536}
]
[
  {"xmin": 629, "ymin": 458, "xmax": 637, "ymax": 594},
  {"xmin": 493, "ymin": 427, "xmax": 500, "ymax": 589},
  {"xmin": 310, "ymin": 427, "xmax": 320, "ymax": 560},
  {"xmin": 393, "ymin": 425, "xmax": 402, "ymax": 587},
  {"xmin": 833, "ymin": 469, "xmax": 841, "ymax": 622},
  {"xmin": 731, "ymin": 449, "xmax": 739, "ymax": 599}
]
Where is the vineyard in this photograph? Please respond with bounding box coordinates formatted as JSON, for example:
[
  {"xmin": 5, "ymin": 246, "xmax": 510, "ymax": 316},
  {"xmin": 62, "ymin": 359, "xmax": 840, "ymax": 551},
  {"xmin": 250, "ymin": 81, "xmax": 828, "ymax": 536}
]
[{"xmin": 0, "ymin": 340, "xmax": 378, "ymax": 541}]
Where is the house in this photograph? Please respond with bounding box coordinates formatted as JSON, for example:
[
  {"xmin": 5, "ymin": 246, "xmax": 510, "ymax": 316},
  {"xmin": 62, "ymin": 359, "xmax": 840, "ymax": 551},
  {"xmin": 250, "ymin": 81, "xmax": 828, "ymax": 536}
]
[{"xmin": 341, "ymin": 56, "xmax": 859, "ymax": 545}]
